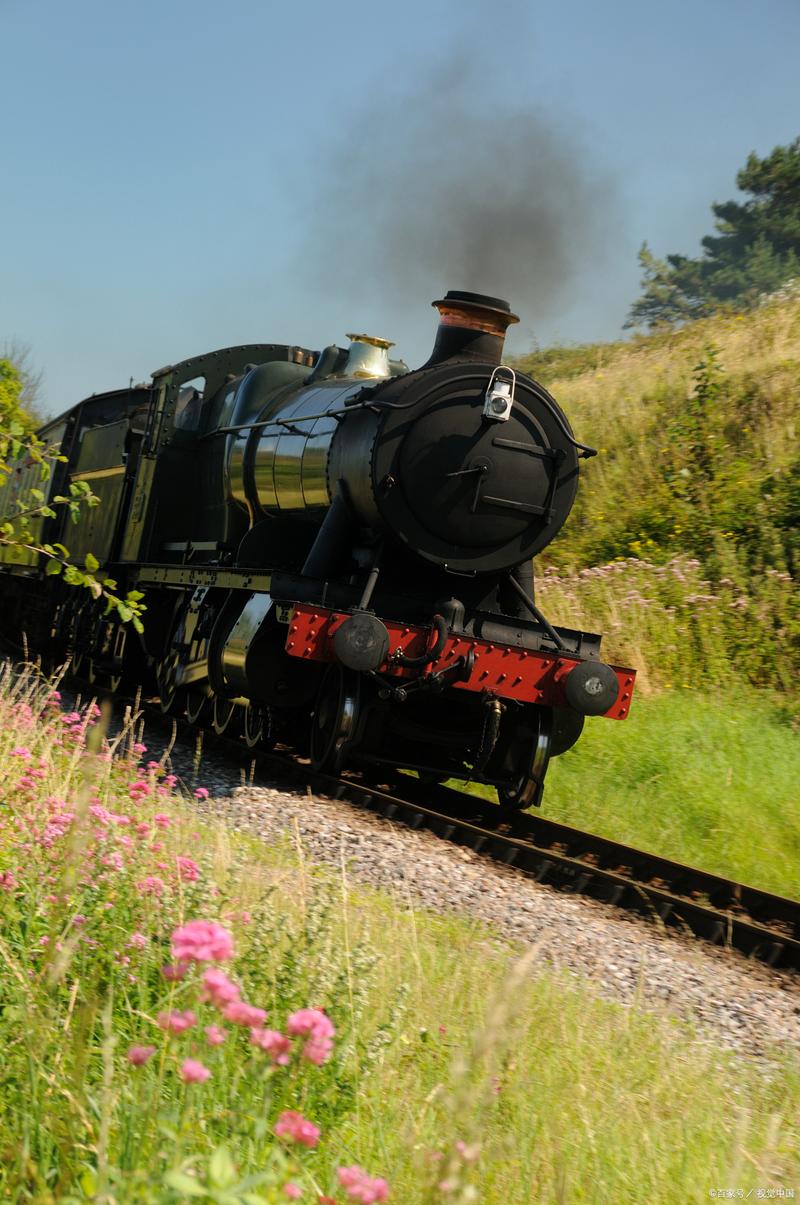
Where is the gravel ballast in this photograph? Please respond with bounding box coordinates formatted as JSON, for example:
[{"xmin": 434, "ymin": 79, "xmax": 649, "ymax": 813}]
[{"xmin": 174, "ymin": 738, "xmax": 800, "ymax": 1065}]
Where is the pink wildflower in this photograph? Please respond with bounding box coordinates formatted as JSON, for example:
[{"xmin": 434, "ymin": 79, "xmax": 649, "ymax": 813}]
[
  {"xmin": 205, "ymin": 1025, "xmax": 227, "ymax": 1046},
  {"xmin": 337, "ymin": 1167, "xmax": 390, "ymax": 1203},
  {"xmin": 161, "ymin": 962, "xmax": 189, "ymax": 981},
  {"xmin": 133, "ymin": 742, "xmax": 147, "ymax": 755},
  {"xmin": 154, "ymin": 813, "xmax": 171, "ymax": 829},
  {"xmin": 157, "ymin": 1009, "xmax": 196, "ymax": 1034},
  {"xmin": 138, "ymin": 876, "xmax": 166, "ymax": 897},
  {"xmin": 274, "ymin": 1110, "xmax": 320, "ymax": 1149},
  {"xmin": 135, "ymin": 822, "xmax": 151, "ymax": 838},
  {"xmin": 201, "ymin": 967, "xmax": 240, "ymax": 1006},
  {"xmin": 283, "ymin": 1185, "xmax": 302, "ymax": 1200},
  {"xmin": 171, "ymin": 920, "xmax": 234, "ymax": 963},
  {"xmin": 286, "ymin": 1008, "xmax": 335, "ymax": 1065},
  {"xmin": 250, "ymin": 1028, "xmax": 292, "ymax": 1065},
  {"xmin": 176, "ymin": 856, "xmax": 200, "ymax": 882},
  {"xmin": 0, "ymin": 871, "xmax": 17, "ymax": 892},
  {"xmin": 222, "ymin": 1000, "xmax": 267, "ymax": 1027},
  {"xmin": 180, "ymin": 1058, "xmax": 210, "ymax": 1084},
  {"xmin": 127, "ymin": 1044, "xmax": 156, "ymax": 1066},
  {"xmin": 194, "ymin": 787, "xmax": 209, "ymax": 800},
  {"xmin": 11, "ymin": 747, "xmax": 32, "ymax": 758}
]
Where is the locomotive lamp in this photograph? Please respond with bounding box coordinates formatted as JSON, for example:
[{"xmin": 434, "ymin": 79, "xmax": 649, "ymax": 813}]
[{"xmin": 483, "ymin": 366, "xmax": 516, "ymax": 422}]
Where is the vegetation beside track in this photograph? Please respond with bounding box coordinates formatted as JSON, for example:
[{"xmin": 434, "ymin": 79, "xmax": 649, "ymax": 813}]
[
  {"xmin": 1, "ymin": 666, "xmax": 798, "ymax": 1203},
  {"xmin": 547, "ymin": 692, "xmax": 800, "ymax": 899}
]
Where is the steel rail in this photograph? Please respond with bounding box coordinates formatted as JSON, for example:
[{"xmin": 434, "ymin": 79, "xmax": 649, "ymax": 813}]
[{"xmin": 311, "ymin": 769, "xmax": 800, "ymax": 971}]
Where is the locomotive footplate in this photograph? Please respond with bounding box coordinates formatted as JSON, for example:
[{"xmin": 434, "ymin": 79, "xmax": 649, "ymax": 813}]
[{"xmin": 285, "ymin": 603, "xmax": 635, "ymax": 720}]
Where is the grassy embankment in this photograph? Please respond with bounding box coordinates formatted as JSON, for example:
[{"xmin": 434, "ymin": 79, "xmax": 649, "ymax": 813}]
[
  {"xmin": 499, "ymin": 297, "xmax": 800, "ymax": 894},
  {"xmin": 0, "ymin": 667, "xmax": 798, "ymax": 1204}
]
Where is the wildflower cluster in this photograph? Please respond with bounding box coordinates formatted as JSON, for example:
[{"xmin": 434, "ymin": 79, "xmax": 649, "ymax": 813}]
[
  {"xmin": 538, "ymin": 553, "xmax": 800, "ymax": 701},
  {"xmin": 121, "ymin": 914, "xmax": 389, "ymax": 1196},
  {"xmin": 0, "ymin": 671, "xmax": 390, "ymax": 1201}
]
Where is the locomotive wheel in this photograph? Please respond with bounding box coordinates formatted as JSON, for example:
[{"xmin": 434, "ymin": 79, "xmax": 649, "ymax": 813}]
[
  {"xmin": 186, "ymin": 686, "xmax": 211, "ymax": 726},
  {"xmin": 156, "ymin": 655, "xmax": 186, "ymax": 716},
  {"xmin": 497, "ymin": 709, "xmax": 553, "ymax": 811},
  {"xmin": 212, "ymin": 695, "xmax": 241, "ymax": 737},
  {"xmin": 243, "ymin": 702, "xmax": 273, "ymax": 751},
  {"xmin": 310, "ymin": 665, "xmax": 360, "ymax": 774}
]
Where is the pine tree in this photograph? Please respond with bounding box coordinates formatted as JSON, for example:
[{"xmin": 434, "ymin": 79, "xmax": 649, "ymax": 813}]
[{"xmin": 627, "ymin": 138, "xmax": 800, "ymax": 327}]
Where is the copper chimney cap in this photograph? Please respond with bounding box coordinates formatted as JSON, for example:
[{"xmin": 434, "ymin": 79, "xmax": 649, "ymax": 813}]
[{"xmin": 431, "ymin": 290, "xmax": 520, "ymax": 336}]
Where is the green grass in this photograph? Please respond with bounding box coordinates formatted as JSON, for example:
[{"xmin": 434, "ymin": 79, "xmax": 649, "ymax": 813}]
[
  {"xmin": 548, "ymin": 691, "xmax": 800, "ymax": 898},
  {"xmin": 465, "ymin": 691, "xmax": 800, "ymax": 899},
  {"xmin": 2, "ymin": 668, "xmax": 799, "ymax": 1202}
]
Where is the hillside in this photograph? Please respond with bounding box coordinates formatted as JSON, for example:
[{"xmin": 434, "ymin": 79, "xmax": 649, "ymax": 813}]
[
  {"xmin": 517, "ymin": 296, "xmax": 800, "ymax": 573},
  {"xmin": 510, "ymin": 297, "xmax": 800, "ymax": 700}
]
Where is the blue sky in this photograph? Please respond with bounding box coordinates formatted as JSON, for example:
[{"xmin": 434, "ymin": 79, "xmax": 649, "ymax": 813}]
[{"xmin": 2, "ymin": 0, "xmax": 798, "ymax": 414}]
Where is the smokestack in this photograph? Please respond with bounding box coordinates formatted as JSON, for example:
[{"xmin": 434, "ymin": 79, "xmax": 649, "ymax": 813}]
[{"xmin": 421, "ymin": 290, "xmax": 520, "ymax": 368}]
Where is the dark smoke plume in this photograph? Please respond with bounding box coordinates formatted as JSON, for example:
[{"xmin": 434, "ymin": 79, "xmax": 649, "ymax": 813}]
[{"xmin": 298, "ymin": 36, "xmax": 617, "ymax": 338}]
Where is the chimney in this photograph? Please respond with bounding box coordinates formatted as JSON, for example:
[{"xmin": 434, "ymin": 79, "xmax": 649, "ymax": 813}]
[{"xmin": 421, "ymin": 290, "xmax": 519, "ymax": 368}]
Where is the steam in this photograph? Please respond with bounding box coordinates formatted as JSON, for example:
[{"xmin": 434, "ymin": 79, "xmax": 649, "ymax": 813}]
[{"xmin": 297, "ymin": 36, "xmax": 617, "ymax": 340}]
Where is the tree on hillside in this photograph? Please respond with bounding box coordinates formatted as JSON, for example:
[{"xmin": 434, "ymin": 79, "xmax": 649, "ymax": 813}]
[
  {"xmin": 627, "ymin": 137, "xmax": 800, "ymax": 328},
  {"xmin": 1, "ymin": 341, "xmax": 43, "ymax": 426}
]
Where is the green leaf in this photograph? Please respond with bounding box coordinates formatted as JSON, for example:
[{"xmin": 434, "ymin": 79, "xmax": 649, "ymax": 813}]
[
  {"xmin": 209, "ymin": 1147, "xmax": 237, "ymax": 1190},
  {"xmin": 80, "ymin": 1169, "xmax": 98, "ymax": 1195},
  {"xmin": 84, "ymin": 552, "xmax": 99, "ymax": 573},
  {"xmin": 45, "ymin": 559, "xmax": 62, "ymax": 576},
  {"xmin": 163, "ymin": 1171, "xmax": 206, "ymax": 1197}
]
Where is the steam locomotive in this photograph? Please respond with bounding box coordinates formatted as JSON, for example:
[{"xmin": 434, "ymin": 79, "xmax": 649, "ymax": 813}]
[{"xmin": 0, "ymin": 291, "xmax": 635, "ymax": 808}]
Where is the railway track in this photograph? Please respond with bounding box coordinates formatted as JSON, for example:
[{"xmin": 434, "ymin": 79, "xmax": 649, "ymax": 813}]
[
  {"xmin": 312, "ymin": 768, "xmax": 800, "ymax": 972},
  {"xmin": 151, "ymin": 708, "xmax": 800, "ymax": 975},
  {"xmin": 7, "ymin": 644, "xmax": 800, "ymax": 976}
]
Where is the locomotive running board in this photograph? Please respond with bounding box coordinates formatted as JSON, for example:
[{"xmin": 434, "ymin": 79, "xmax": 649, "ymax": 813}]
[{"xmin": 132, "ymin": 564, "xmax": 272, "ymax": 591}]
